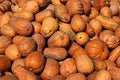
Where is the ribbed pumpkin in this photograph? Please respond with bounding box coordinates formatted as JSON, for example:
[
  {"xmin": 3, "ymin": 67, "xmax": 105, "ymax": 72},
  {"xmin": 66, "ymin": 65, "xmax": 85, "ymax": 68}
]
[{"xmin": 85, "ymin": 39, "xmax": 109, "ymax": 59}]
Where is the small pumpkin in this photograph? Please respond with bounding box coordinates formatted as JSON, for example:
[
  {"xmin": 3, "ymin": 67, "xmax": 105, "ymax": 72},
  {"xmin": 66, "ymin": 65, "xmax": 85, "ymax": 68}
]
[
  {"xmin": 116, "ymin": 57, "xmax": 120, "ymax": 67},
  {"xmin": 5, "ymin": 44, "xmax": 21, "ymax": 61},
  {"xmin": 99, "ymin": 30, "xmax": 119, "ymax": 48},
  {"xmin": 0, "ymin": 24, "xmax": 16, "ymax": 37},
  {"xmin": 21, "ymin": 0, "xmax": 39, "ymax": 14},
  {"xmin": 12, "ymin": 65, "xmax": 38, "ymax": 80},
  {"xmin": 52, "ymin": 75, "xmax": 65, "ymax": 80},
  {"xmin": 40, "ymin": 58, "xmax": 60, "ymax": 80},
  {"xmin": 66, "ymin": 73, "xmax": 86, "ymax": 80},
  {"xmin": 55, "ymin": 4, "xmax": 70, "ymax": 22},
  {"xmin": 0, "ymin": 55, "xmax": 11, "ymax": 72},
  {"xmin": 24, "ymin": 51, "xmax": 45, "ymax": 73},
  {"xmin": 74, "ymin": 53, "xmax": 94, "ymax": 74},
  {"xmin": 18, "ymin": 37, "xmax": 37, "ymax": 57},
  {"xmin": 59, "ymin": 22, "xmax": 76, "ymax": 41},
  {"xmin": 100, "ymin": 6, "xmax": 112, "ymax": 18},
  {"xmin": 47, "ymin": 31, "xmax": 69, "ymax": 47},
  {"xmin": 71, "ymin": 14, "xmax": 86, "ymax": 32},
  {"xmin": 0, "ymin": 36, "xmax": 12, "ymax": 54},
  {"xmin": 87, "ymin": 71, "xmax": 97, "ymax": 80},
  {"xmin": 11, "ymin": 58, "xmax": 25, "ymax": 72},
  {"xmin": 32, "ymin": 21, "xmax": 41, "ymax": 34},
  {"xmin": 14, "ymin": 11, "xmax": 34, "ymax": 21},
  {"xmin": 94, "ymin": 59, "xmax": 107, "ymax": 70},
  {"xmin": 40, "ymin": 17, "xmax": 58, "ymax": 37},
  {"xmin": 35, "ymin": 9, "xmax": 53, "ymax": 23},
  {"xmin": 9, "ymin": 16, "xmax": 33, "ymax": 36},
  {"xmin": 43, "ymin": 47, "xmax": 67, "ymax": 60},
  {"xmin": 95, "ymin": 69, "xmax": 111, "ymax": 80},
  {"xmin": 89, "ymin": 19, "xmax": 102, "ymax": 34},
  {"xmin": 75, "ymin": 32, "xmax": 89, "ymax": 45},
  {"xmin": 31, "ymin": 33, "xmax": 45, "ymax": 52},
  {"xmin": 59, "ymin": 58, "xmax": 77, "ymax": 77},
  {"xmin": 0, "ymin": 75, "xmax": 18, "ymax": 80},
  {"xmin": 105, "ymin": 60, "xmax": 116, "ymax": 70},
  {"xmin": 12, "ymin": 35, "xmax": 26, "ymax": 45},
  {"xmin": 108, "ymin": 67, "xmax": 120, "ymax": 80},
  {"xmin": 66, "ymin": 0, "xmax": 83, "ymax": 16}
]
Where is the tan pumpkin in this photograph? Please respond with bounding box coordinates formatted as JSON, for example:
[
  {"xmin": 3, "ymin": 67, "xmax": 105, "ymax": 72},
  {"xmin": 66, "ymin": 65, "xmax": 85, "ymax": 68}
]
[
  {"xmin": 40, "ymin": 58, "xmax": 60, "ymax": 80},
  {"xmin": 14, "ymin": 11, "xmax": 34, "ymax": 21},
  {"xmin": 12, "ymin": 35, "xmax": 26, "ymax": 45},
  {"xmin": 99, "ymin": 30, "xmax": 119, "ymax": 48},
  {"xmin": 9, "ymin": 16, "xmax": 33, "ymax": 36},
  {"xmin": 59, "ymin": 22, "xmax": 76, "ymax": 41},
  {"xmin": 0, "ymin": 36, "xmax": 12, "ymax": 54},
  {"xmin": 21, "ymin": 0, "xmax": 39, "ymax": 14},
  {"xmin": 24, "ymin": 51, "xmax": 45, "ymax": 73},
  {"xmin": 68, "ymin": 42, "xmax": 85, "ymax": 56},
  {"xmin": 0, "ymin": 24, "xmax": 16, "ymax": 37},
  {"xmin": 0, "ymin": 55, "xmax": 11, "ymax": 72},
  {"xmin": 59, "ymin": 58, "xmax": 77, "ymax": 77},
  {"xmin": 66, "ymin": 73, "xmax": 86, "ymax": 80},
  {"xmin": 55, "ymin": 4, "xmax": 70, "ymax": 22},
  {"xmin": 11, "ymin": 58, "xmax": 25, "ymax": 72},
  {"xmin": 94, "ymin": 59, "xmax": 106, "ymax": 70},
  {"xmin": 66, "ymin": 0, "xmax": 83, "ymax": 16},
  {"xmin": 74, "ymin": 53, "xmax": 94, "ymax": 74},
  {"xmin": 12, "ymin": 65, "xmax": 38, "ymax": 80},
  {"xmin": 0, "ymin": 75, "xmax": 18, "ymax": 80},
  {"xmin": 87, "ymin": 71, "xmax": 97, "ymax": 80},
  {"xmin": 35, "ymin": 9, "xmax": 53, "ymax": 23},
  {"xmin": 47, "ymin": 31, "xmax": 69, "ymax": 47},
  {"xmin": 18, "ymin": 37, "xmax": 36, "ymax": 57},
  {"xmin": 31, "ymin": 34, "xmax": 45, "ymax": 52},
  {"xmin": 108, "ymin": 67, "xmax": 120, "ymax": 80},
  {"xmin": 95, "ymin": 69, "xmax": 111, "ymax": 80},
  {"xmin": 43, "ymin": 47, "xmax": 67, "ymax": 60},
  {"xmin": 40, "ymin": 17, "xmax": 58, "ymax": 37},
  {"xmin": 5, "ymin": 44, "xmax": 21, "ymax": 61},
  {"xmin": 52, "ymin": 75, "xmax": 65, "ymax": 80},
  {"xmin": 71, "ymin": 14, "xmax": 86, "ymax": 32},
  {"xmin": 116, "ymin": 57, "xmax": 120, "ymax": 67}
]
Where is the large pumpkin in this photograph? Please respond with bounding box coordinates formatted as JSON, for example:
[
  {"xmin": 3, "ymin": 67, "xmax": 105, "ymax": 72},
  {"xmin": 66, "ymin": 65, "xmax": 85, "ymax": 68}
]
[{"xmin": 85, "ymin": 39, "xmax": 109, "ymax": 59}]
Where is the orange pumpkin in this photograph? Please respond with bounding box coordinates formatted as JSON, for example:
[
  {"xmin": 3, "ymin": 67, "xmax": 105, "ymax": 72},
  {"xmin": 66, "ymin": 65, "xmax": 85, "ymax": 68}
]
[{"xmin": 85, "ymin": 39, "xmax": 109, "ymax": 59}]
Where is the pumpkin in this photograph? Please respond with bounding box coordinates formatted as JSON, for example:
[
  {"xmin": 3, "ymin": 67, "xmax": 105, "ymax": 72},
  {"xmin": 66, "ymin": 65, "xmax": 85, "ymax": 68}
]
[
  {"xmin": 47, "ymin": 31, "xmax": 69, "ymax": 47},
  {"xmin": 85, "ymin": 39, "xmax": 109, "ymax": 59}
]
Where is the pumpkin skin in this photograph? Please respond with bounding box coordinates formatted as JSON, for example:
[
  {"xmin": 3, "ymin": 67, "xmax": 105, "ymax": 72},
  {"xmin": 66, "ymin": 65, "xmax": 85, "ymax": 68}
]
[
  {"xmin": 66, "ymin": 0, "xmax": 83, "ymax": 17},
  {"xmin": 0, "ymin": 75, "xmax": 18, "ymax": 80},
  {"xmin": 85, "ymin": 39, "xmax": 109, "ymax": 59},
  {"xmin": 66, "ymin": 73, "xmax": 86, "ymax": 80},
  {"xmin": 31, "ymin": 33, "xmax": 45, "ymax": 52},
  {"xmin": 40, "ymin": 17, "xmax": 58, "ymax": 38},
  {"xmin": 0, "ymin": 55, "xmax": 11, "ymax": 72},
  {"xmin": 95, "ymin": 69, "xmax": 111, "ymax": 80},
  {"xmin": 18, "ymin": 37, "xmax": 37, "ymax": 57},
  {"xmin": 43, "ymin": 47, "xmax": 67, "ymax": 60},
  {"xmin": 59, "ymin": 58, "xmax": 77, "ymax": 77},
  {"xmin": 40, "ymin": 58, "xmax": 60, "ymax": 80},
  {"xmin": 74, "ymin": 53, "xmax": 94, "ymax": 74},
  {"xmin": 0, "ymin": 36, "xmax": 12, "ymax": 54},
  {"xmin": 24, "ymin": 51, "xmax": 45, "ymax": 73},
  {"xmin": 99, "ymin": 30, "xmax": 119, "ymax": 49},
  {"xmin": 47, "ymin": 31, "xmax": 69, "ymax": 47},
  {"xmin": 54, "ymin": 4, "xmax": 70, "ymax": 22},
  {"xmin": 9, "ymin": 16, "xmax": 33, "ymax": 36},
  {"xmin": 71, "ymin": 14, "xmax": 86, "ymax": 32}
]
